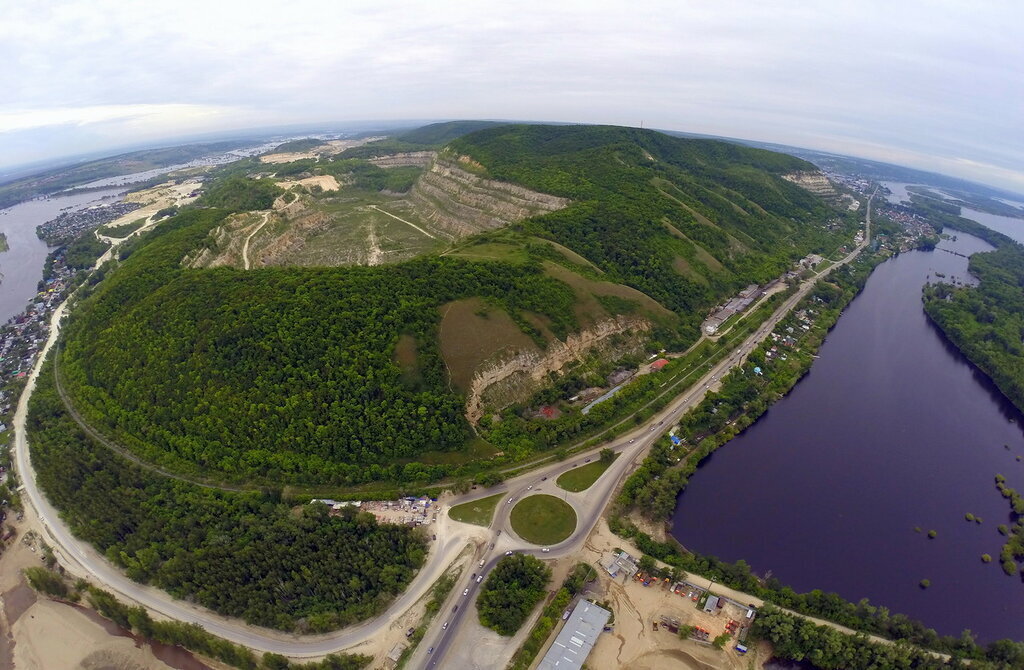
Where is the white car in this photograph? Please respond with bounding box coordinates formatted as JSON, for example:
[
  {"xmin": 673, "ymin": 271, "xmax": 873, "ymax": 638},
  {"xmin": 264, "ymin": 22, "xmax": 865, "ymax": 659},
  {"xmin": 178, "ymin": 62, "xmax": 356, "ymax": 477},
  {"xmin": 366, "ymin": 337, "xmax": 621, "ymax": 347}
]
[
  {"xmin": 442, "ymin": 622, "xmax": 448, "ymax": 630},
  {"xmin": 476, "ymin": 575, "xmax": 483, "ymax": 583},
  {"xmin": 507, "ymin": 498, "xmax": 513, "ymax": 504},
  {"xmin": 541, "ymin": 547, "xmax": 550, "ymax": 553},
  {"xmin": 463, "ymin": 588, "xmax": 469, "ymax": 596},
  {"xmin": 527, "ymin": 485, "xmax": 533, "ymax": 490}
]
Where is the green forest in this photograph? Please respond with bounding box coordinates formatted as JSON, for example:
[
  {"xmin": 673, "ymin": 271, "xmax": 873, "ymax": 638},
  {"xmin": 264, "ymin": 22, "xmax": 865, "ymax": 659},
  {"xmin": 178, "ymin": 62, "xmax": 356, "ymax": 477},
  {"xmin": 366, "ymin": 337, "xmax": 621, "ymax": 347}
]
[
  {"xmin": 60, "ymin": 208, "xmax": 577, "ymax": 484},
  {"xmin": 28, "ymin": 361, "xmax": 427, "ymax": 632},
  {"xmin": 450, "ymin": 125, "xmax": 852, "ymax": 330},
  {"xmin": 53, "ymin": 124, "xmax": 857, "ymax": 486},
  {"xmin": 924, "ymin": 236, "xmax": 1024, "ymax": 416},
  {"xmin": 476, "ymin": 554, "xmax": 551, "ymax": 635}
]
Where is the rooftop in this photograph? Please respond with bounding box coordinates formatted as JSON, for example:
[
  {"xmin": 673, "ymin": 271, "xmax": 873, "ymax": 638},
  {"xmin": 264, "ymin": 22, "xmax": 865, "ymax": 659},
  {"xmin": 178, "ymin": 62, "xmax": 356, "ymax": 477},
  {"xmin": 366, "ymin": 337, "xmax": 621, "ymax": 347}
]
[{"xmin": 538, "ymin": 600, "xmax": 612, "ymax": 670}]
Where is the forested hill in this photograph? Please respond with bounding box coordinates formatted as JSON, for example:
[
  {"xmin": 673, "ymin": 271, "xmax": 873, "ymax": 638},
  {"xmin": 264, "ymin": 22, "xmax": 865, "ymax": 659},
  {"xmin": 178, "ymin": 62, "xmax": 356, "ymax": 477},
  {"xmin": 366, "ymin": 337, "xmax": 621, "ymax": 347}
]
[
  {"xmin": 55, "ymin": 124, "xmax": 854, "ymax": 487},
  {"xmin": 449, "ymin": 125, "xmax": 837, "ymax": 323}
]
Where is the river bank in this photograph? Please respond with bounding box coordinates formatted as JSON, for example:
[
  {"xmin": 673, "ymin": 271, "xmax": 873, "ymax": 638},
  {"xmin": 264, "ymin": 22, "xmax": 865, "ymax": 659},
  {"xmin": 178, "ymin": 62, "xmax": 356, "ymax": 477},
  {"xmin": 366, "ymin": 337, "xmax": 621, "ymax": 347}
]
[{"xmin": 670, "ymin": 228, "xmax": 1024, "ymax": 644}]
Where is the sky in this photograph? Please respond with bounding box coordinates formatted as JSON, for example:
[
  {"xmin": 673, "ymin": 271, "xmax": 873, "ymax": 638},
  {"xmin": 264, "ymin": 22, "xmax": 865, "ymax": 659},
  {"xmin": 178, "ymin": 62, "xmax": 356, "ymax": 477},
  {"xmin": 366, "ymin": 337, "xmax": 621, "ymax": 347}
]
[{"xmin": 2, "ymin": 1, "xmax": 1022, "ymax": 192}]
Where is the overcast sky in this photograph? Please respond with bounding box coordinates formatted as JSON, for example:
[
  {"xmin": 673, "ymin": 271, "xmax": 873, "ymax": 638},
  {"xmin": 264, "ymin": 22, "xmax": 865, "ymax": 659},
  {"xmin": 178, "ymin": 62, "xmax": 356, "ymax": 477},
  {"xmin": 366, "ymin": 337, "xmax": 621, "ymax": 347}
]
[{"xmin": 2, "ymin": 1, "xmax": 1021, "ymax": 191}]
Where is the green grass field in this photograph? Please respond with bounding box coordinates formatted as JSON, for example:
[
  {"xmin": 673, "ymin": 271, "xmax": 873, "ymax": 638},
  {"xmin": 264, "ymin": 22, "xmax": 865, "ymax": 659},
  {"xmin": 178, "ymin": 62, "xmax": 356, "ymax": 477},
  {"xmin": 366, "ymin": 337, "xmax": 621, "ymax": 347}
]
[
  {"xmin": 556, "ymin": 455, "xmax": 617, "ymax": 492},
  {"xmin": 448, "ymin": 493, "xmax": 503, "ymax": 526},
  {"xmin": 509, "ymin": 494, "xmax": 577, "ymax": 545}
]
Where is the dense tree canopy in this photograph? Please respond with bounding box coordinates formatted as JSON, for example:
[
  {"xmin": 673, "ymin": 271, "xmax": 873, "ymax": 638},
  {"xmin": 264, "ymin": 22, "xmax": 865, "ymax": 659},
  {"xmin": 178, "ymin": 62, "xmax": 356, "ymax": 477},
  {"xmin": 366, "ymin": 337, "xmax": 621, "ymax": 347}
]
[
  {"xmin": 477, "ymin": 554, "xmax": 551, "ymax": 636},
  {"xmin": 28, "ymin": 363, "xmax": 427, "ymax": 632},
  {"xmin": 61, "ymin": 209, "xmax": 577, "ymax": 484}
]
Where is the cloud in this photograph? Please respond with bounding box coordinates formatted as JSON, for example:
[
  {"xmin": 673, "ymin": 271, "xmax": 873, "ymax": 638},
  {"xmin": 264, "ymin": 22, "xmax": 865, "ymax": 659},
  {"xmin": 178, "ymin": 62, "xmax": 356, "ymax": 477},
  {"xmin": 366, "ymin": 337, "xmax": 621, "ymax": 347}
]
[{"xmin": 1, "ymin": 1, "xmax": 1021, "ymax": 191}]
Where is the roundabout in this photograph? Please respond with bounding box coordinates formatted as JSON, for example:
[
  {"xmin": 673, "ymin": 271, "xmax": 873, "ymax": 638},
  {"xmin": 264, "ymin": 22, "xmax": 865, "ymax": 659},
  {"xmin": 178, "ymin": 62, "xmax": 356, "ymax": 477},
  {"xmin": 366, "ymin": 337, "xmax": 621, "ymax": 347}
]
[{"xmin": 509, "ymin": 494, "xmax": 577, "ymax": 545}]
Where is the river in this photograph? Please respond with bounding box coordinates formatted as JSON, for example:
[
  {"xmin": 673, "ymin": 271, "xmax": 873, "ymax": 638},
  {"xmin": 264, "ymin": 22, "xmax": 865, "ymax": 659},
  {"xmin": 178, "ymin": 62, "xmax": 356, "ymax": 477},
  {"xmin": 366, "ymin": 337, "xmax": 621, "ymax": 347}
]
[
  {"xmin": 0, "ymin": 188, "xmax": 126, "ymax": 324},
  {"xmin": 670, "ymin": 225, "xmax": 1024, "ymax": 643}
]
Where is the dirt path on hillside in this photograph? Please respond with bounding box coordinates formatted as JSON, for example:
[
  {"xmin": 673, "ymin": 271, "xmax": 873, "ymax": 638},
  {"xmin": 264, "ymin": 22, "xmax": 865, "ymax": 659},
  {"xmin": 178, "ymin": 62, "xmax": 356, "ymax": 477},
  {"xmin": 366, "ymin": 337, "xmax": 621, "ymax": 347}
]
[
  {"xmin": 242, "ymin": 211, "xmax": 270, "ymax": 270},
  {"xmin": 368, "ymin": 204, "xmax": 436, "ymax": 239}
]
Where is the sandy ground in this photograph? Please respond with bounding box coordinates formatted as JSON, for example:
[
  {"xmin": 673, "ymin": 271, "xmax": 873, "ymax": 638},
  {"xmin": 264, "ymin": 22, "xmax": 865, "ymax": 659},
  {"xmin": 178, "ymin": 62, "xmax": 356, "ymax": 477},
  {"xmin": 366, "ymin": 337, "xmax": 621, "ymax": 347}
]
[
  {"xmin": 259, "ymin": 138, "xmax": 384, "ymax": 165},
  {"xmin": 0, "ymin": 519, "xmax": 182, "ymax": 670},
  {"xmin": 99, "ymin": 181, "xmax": 202, "ymax": 241},
  {"xmin": 260, "ymin": 152, "xmax": 317, "ymax": 164},
  {"xmin": 12, "ymin": 599, "xmax": 180, "ymax": 670},
  {"xmin": 275, "ymin": 175, "xmax": 340, "ymax": 192},
  {"xmin": 580, "ymin": 519, "xmax": 772, "ymax": 670}
]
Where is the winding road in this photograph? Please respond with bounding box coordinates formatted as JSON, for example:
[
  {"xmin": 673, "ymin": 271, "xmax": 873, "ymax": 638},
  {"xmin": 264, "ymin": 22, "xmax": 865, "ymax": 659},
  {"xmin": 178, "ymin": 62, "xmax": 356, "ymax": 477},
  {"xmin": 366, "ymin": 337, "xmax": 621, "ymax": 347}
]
[{"xmin": 11, "ymin": 195, "xmax": 873, "ymax": 662}]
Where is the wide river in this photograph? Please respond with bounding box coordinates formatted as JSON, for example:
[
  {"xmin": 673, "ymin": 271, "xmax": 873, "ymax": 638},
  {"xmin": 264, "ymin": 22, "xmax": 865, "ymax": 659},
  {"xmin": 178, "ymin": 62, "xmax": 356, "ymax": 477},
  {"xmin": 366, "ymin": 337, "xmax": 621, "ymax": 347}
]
[
  {"xmin": 0, "ymin": 188, "xmax": 126, "ymax": 324},
  {"xmin": 671, "ymin": 212, "xmax": 1024, "ymax": 643}
]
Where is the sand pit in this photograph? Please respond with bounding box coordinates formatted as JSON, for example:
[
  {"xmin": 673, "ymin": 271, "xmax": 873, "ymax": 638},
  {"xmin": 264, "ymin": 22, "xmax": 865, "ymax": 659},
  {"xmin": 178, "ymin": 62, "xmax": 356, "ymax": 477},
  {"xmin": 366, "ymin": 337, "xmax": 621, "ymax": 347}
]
[
  {"xmin": 260, "ymin": 151, "xmax": 317, "ymax": 164},
  {"xmin": 276, "ymin": 175, "xmax": 341, "ymax": 192},
  {"xmin": 12, "ymin": 599, "xmax": 177, "ymax": 670}
]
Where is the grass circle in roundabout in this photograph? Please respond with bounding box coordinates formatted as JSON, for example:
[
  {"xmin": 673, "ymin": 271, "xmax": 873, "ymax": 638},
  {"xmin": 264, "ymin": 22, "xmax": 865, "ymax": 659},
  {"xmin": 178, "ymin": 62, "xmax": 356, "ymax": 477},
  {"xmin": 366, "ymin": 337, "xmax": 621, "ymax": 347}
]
[{"xmin": 509, "ymin": 494, "xmax": 577, "ymax": 545}]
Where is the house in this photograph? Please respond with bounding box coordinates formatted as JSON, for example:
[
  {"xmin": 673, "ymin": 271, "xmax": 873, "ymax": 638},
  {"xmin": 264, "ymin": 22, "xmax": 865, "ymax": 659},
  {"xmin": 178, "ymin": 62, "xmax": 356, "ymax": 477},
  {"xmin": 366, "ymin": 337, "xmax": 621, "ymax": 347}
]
[
  {"xmin": 651, "ymin": 358, "xmax": 670, "ymax": 371},
  {"xmin": 703, "ymin": 595, "xmax": 720, "ymax": 612}
]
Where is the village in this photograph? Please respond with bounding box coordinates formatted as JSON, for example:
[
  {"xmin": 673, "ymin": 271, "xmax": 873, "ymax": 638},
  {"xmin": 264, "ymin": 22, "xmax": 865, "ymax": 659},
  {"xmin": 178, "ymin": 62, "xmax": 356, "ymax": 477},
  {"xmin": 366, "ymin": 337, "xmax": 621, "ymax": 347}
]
[
  {"xmin": 0, "ymin": 248, "xmax": 80, "ymax": 437},
  {"xmin": 35, "ymin": 199, "xmax": 141, "ymax": 244}
]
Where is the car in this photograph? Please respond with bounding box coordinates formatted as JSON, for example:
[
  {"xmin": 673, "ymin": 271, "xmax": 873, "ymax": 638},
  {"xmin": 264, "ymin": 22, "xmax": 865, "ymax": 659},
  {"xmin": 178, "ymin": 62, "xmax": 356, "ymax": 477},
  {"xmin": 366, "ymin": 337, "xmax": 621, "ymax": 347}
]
[
  {"xmin": 489, "ymin": 542, "xmax": 495, "ymax": 549},
  {"xmin": 527, "ymin": 485, "xmax": 533, "ymax": 490},
  {"xmin": 650, "ymin": 426, "xmax": 655, "ymax": 431},
  {"xmin": 452, "ymin": 604, "xmax": 459, "ymax": 612},
  {"xmin": 463, "ymin": 588, "xmax": 469, "ymax": 596},
  {"xmin": 479, "ymin": 559, "xmax": 485, "ymax": 567},
  {"xmin": 658, "ymin": 420, "xmax": 664, "ymax": 425},
  {"xmin": 505, "ymin": 550, "xmax": 513, "ymax": 556},
  {"xmin": 507, "ymin": 497, "xmax": 513, "ymax": 504},
  {"xmin": 442, "ymin": 622, "xmax": 448, "ymax": 630},
  {"xmin": 541, "ymin": 476, "xmax": 547, "ymax": 481},
  {"xmin": 496, "ymin": 530, "xmax": 501, "ymax": 536},
  {"xmin": 427, "ymin": 647, "xmax": 434, "ymax": 654},
  {"xmin": 406, "ymin": 627, "xmax": 415, "ymax": 637},
  {"xmin": 476, "ymin": 575, "xmax": 483, "ymax": 583},
  {"xmin": 584, "ymin": 458, "xmax": 591, "ymax": 463},
  {"xmin": 471, "ymin": 573, "xmax": 476, "ymax": 579},
  {"xmin": 629, "ymin": 438, "xmax": 634, "ymax": 443},
  {"xmin": 541, "ymin": 547, "xmax": 550, "ymax": 553}
]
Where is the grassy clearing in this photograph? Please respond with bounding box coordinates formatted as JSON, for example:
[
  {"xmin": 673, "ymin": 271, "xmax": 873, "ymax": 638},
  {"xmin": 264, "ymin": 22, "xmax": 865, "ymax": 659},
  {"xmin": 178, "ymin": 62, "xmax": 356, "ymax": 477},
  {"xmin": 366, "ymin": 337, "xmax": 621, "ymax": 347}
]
[
  {"xmin": 438, "ymin": 297, "xmax": 538, "ymax": 391},
  {"xmin": 510, "ymin": 495, "xmax": 577, "ymax": 545},
  {"xmin": 556, "ymin": 455, "xmax": 617, "ymax": 492},
  {"xmin": 418, "ymin": 437, "xmax": 500, "ymax": 466},
  {"xmin": 448, "ymin": 241, "xmax": 531, "ymax": 264},
  {"xmin": 449, "ymin": 493, "xmax": 503, "ymax": 526}
]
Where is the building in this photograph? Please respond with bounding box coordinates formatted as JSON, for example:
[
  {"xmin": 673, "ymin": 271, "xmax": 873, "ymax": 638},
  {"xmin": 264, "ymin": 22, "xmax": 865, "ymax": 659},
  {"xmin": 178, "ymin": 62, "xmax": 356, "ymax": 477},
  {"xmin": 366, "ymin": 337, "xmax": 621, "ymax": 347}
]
[
  {"xmin": 703, "ymin": 595, "xmax": 720, "ymax": 612},
  {"xmin": 384, "ymin": 643, "xmax": 406, "ymax": 669},
  {"xmin": 537, "ymin": 600, "xmax": 612, "ymax": 670},
  {"xmin": 650, "ymin": 358, "xmax": 670, "ymax": 371},
  {"xmin": 603, "ymin": 550, "xmax": 639, "ymax": 579}
]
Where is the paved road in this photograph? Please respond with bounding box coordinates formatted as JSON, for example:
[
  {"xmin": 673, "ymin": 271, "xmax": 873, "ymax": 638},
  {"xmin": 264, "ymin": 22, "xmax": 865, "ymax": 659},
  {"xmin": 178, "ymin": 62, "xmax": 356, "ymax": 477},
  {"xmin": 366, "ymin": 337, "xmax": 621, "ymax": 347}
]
[
  {"xmin": 418, "ymin": 193, "xmax": 875, "ymax": 669},
  {"xmin": 12, "ymin": 195, "xmax": 873, "ymax": 662}
]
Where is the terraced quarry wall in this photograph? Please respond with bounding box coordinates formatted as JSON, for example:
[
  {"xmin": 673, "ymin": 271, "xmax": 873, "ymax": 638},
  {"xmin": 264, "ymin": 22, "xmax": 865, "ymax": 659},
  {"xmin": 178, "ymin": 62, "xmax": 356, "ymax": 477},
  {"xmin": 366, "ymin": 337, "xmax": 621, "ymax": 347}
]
[
  {"xmin": 463, "ymin": 314, "xmax": 650, "ymax": 424},
  {"xmin": 410, "ymin": 155, "xmax": 570, "ymax": 238}
]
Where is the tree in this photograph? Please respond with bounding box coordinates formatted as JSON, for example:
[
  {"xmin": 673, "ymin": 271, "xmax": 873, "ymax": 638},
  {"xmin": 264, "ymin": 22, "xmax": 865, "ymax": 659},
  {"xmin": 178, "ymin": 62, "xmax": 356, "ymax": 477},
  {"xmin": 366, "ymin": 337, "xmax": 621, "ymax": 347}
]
[
  {"xmin": 712, "ymin": 632, "xmax": 730, "ymax": 649},
  {"xmin": 600, "ymin": 448, "xmax": 615, "ymax": 464},
  {"xmin": 477, "ymin": 555, "xmax": 552, "ymax": 636}
]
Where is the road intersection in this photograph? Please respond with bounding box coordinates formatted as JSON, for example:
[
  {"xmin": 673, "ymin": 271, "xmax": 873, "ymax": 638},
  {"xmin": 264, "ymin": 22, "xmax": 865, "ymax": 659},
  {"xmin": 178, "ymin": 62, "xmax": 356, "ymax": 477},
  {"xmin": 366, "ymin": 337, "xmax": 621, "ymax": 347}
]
[{"xmin": 11, "ymin": 196, "xmax": 872, "ymax": 663}]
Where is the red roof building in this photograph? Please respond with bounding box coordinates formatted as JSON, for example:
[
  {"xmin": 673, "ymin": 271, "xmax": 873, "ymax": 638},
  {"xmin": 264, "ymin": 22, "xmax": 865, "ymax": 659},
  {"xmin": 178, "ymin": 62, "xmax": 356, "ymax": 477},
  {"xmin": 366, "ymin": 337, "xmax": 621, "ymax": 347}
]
[{"xmin": 651, "ymin": 358, "xmax": 670, "ymax": 370}]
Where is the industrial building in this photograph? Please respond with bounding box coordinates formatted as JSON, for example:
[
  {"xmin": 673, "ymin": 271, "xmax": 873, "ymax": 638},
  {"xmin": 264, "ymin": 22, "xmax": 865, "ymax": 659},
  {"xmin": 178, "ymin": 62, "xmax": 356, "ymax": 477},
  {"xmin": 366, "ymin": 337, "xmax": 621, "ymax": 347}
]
[{"xmin": 537, "ymin": 600, "xmax": 612, "ymax": 670}]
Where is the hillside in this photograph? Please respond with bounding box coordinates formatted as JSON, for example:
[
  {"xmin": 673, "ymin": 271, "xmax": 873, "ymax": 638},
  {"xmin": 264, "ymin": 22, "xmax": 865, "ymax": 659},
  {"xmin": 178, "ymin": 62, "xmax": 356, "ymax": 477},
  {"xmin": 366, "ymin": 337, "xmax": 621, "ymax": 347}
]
[{"xmin": 55, "ymin": 124, "xmax": 855, "ymax": 486}]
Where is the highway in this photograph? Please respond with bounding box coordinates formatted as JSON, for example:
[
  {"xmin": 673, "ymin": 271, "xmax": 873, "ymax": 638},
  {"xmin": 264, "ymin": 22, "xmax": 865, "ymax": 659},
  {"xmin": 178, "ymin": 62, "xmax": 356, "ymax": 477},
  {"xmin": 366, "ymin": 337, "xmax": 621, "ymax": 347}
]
[
  {"xmin": 416, "ymin": 192, "xmax": 873, "ymax": 669},
  {"xmin": 11, "ymin": 195, "xmax": 872, "ymax": 662}
]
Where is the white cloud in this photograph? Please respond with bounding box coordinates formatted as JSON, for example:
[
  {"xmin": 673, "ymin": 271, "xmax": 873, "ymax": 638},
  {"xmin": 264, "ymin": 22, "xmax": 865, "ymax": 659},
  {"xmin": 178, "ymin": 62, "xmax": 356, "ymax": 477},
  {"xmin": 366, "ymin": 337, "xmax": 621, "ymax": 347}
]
[{"xmin": 1, "ymin": 1, "xmax": 1021, "ymax": 191}]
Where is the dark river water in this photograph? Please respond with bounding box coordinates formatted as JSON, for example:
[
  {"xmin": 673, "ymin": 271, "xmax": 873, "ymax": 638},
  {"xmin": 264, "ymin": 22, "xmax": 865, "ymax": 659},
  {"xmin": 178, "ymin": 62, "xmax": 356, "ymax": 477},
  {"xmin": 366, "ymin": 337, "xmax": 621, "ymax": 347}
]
[
  {"xmin": 0, "ymin": 188, "xmax": 125, "ymax": 324},
  {"xmin": 671, "ymin": 228, "xmax": 1024, "ymax": 643}
]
